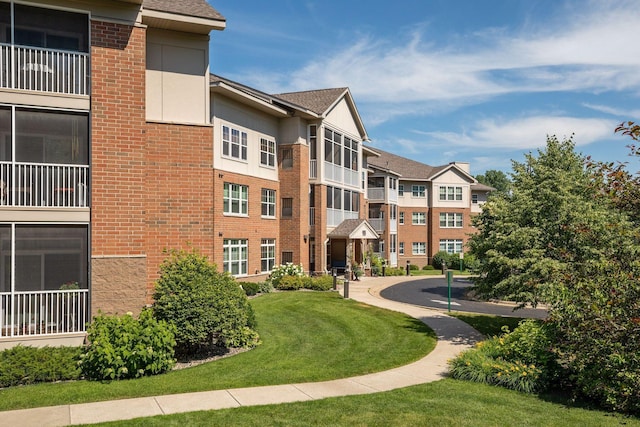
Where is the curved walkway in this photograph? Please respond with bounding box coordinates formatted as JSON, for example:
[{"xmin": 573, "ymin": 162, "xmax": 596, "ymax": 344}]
[{"xmin": 3, "ymin": 275, "xmax": 483, "ymax": 426}]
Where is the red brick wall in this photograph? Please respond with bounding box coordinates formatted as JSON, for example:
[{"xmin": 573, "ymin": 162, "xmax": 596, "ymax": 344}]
[
  {"xmin": 397, "ymin": 207, "xmax": 430, "ymax": 267},
  {"xmin": 428, "ymin": 207, "xmax": 474, "ymax": 258},
  {"xmin": 91, "ymin": 21, "xmax": 146, "ymax": 256},
  {"xmin": 212, "ymin": 170, "xmax": 280, "ymax": 277},
  {"xmin": 90, "ymin": 21, "xmax": 148, "ymax": 312},
  {"xmin": 145, "ymin": 122, "xmax": 215, "ymax": 296},
  {"xmin": 278, "ymin": 143, "xmax": 310, "ymax": 269}
]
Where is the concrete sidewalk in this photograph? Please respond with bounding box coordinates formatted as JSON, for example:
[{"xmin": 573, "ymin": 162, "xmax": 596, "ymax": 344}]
[{"xmin": 3, "ymin": 275, "xmax": 483, "ymax": 426}]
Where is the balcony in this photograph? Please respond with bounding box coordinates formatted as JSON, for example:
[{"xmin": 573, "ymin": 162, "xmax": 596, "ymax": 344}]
[
  {"xmin": 0, "ymin": 44, "xmax": 89, "ymax": 96},
  {"xmin": 1, "ymin": 289, "xmax": 88, "ymax": 337},
  {"xmin": 368, "ymin": 217, "xmax": 385, "ymax": 232},
  {"xmin": 367, "ymin": 187, "xmax": 398, "ymax": 203},
  {"xmin": 0, "ymin": 162, "xmax": 89, "ymax": 208}
]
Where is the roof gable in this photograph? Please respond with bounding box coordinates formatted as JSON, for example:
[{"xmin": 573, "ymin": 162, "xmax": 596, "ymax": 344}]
[{"xmin": 327, "ymin": 219, "xmax": 379, "ymax": 239}]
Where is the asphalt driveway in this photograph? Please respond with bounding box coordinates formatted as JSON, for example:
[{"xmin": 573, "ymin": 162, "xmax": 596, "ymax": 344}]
[{"xmin": 379, "ymin": 276, "xmax": 547, "ymax": 319}]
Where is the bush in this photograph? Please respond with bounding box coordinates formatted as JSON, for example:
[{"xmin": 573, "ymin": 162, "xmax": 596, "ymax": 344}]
[
  {"xmin": 240, "ymin": 281, "xmax": 260, "ymax": 296},
  {"xmin": 463, "ymin": 253, "xmax": 481, "ymax": 272},
  {"xmin": 422, "ymin": 265, "xmax": 435, "ymax": 270},
  {"xmin": 80, "ymin": 309, "xmax": 176, "ymax": 381},
  {"xmin": 276, "ymin": 274, "xmax": 304, "ymax": 290},
  {"xmin": 449, "ymin": 319, "xmax": 558, "ymax": 393},
  {"xmin": 259, "ymin": 281, "xmax": 274, "ymax": 294},
  {"xmin": 306, "ymin": 274, "xmax": 334, "ymax": 291},
  {"xmin": 0, "ymin": 345, "xmax": 82, "ymax": 387},
  {"xmin": 409, "ymin": 264, "xmax": 419, "ymax": 271},
  {"xmin": 384, "ymin": 267, "xmax": 406, "ymax": 276},
  {"xmin": 152, "ymin": 248, "xmax": 259, "ymax": 355},
  {"xmin": 432, "ymin": 251, "xmax": 459, "ymax": 270},
  {"xmin": 270, "ymin": 263, "xmax": 304, "ymax": 286}
]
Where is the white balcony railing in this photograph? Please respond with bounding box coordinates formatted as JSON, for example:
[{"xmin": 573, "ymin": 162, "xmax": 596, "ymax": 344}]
[
  {"xmin": 367, "ymin": 187, "xmax": 385, "ymax": 201},
  {"xmin": 0, "ymin": 162, "xmax": 89, "ymax": 208},
  {"xmin": 368, "ymin": 217, "xmax": 385, "ymax": 232},
  {"xmin": 1, "ymin": 289, "xmax": 89, "ymax": 337},
  {"xmin": 327, "ymin": 208, "xmax": 359, "ymax": 227},
  {"xmin": 0, "ymin": 44, "xmax": 89, "ymax": 95},
  {"xmin": 389, "ymin": 219, "xmax": 397, "ymax": 233}
]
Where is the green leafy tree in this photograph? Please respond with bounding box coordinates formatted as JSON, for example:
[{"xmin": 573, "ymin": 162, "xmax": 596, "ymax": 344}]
[
  {"xmin": 475, "ymin": 169, "xmax": 511, "ymax": 194},
  {"xmin": 469, "ymin": 134, "xmax": 640, "ymax": 414},
  {"xmin": 468, "ymin": 136, "xmax": 628, "ymax": 307}
]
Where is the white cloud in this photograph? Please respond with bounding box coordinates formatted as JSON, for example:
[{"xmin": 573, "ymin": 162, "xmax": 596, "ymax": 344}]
[
  {"xmin": 419, "ymin": 116, "xmax": 617, "ymax": 150},
  {"xmin": 237, "ymin": 0, "xmax": 640, "ymax": 125},
  {"xmin": 582, "ymin": 103, "xmax": 640, "ymax": 118}
]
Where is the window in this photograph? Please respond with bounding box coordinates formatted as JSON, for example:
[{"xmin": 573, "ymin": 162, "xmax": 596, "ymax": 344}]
[
  {"xmin": 222, "ymin": 125, "xmax": 247, "ymax": 161},
  {"xmin": 324, "ymin": 128, "xmax": 342, "ymax": 166},
  {"xmin": 343, "ymin": 136, "xmax": 358, "ymax": 171},
  {"xmin": 412, "ymin": 212, "xmax": 426, "ymax": 225},
  {"xmin": 261, "ymin": 239, "xmax": 276, "ymax": 272},
  {"xmin": 439, "ymin": 212, "xmax": 463, "ymax": 228},
  {"xmin": 398, "ymin": 184, "xmax": 404, "ymax": 196},
  {"xmin": 281, "ymin": 251, "xmax": 293, "ymax": 263},
  {"xmin": 223, "ymin": 239, "xmax": 248, "ymax": 276},
  {"xmin": 260, "ymin": 138, "xmax": 276, "ymax": 167},
  {"xmin": 282, "ymin": 198, "xmax": 293, "ymax": 217},
  {"xmin": 411, "ymin": 185, "xmax": 426, "ymax": 197},
  {"xmin": 439, "ymin": 186, "xmax": 463, "ymax": 201},
  {"xmin": 223, "ymin": 183, "xmax": 248, "ymax": 215},
  {"xmin": 399, "ymin": 242, "xmax": 405, "ymax": 255},
  {"xmin": 440, "ymin": 239, "xmax": 463, "ymax": 254},
  {"xmin": 390, "ymin": 234, "xmax": 397, "ymax": 254},
  {"xmin": 472, "ymin": 194, "xmax": 478, "ymax": 204},
  {"xmin": 399, "ymin": 212, "xmax": 404, "ymax": 225},
  {"xmin": 261, "ymin": 189, "xmax": 276, "ymax": 217},
  {"xmin": 326, "ymin": 186, "xmax": 359, "ymax": 212},
  {"xmin": 390, "ymin": 204, "xmax": 397, "ymax": 220},
  {"xmin": 309, "ymin": 125, "xmax": 317, "ymax": 160},
  {"xmin": 388, "ymin": 177, "xmax": 396, "ymax": 189},
  {"xmin": 412, "ymin": 242, "xmax": 426, "ymax": 255},
  {"xmin": 280, "ymin": 148, "xmax": 293, "ymax": 169}
]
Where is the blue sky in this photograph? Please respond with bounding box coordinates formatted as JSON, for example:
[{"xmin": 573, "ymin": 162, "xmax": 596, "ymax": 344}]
[{"xmin": 208, "ymin": 0, "xmax": 640, "ymax": 176}]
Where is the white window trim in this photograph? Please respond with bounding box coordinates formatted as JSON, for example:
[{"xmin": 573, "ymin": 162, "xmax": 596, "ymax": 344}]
[
  {"xmin": 223, "ymin": 183, "xmax": 248, "ymax": 216},
  {"xmin": 260, "ymin": 137, "xmax": 276, "ymax": 168},
  {"xmin": 411, "ymin": 184, "xmax": 426, "ymax": 198},
  {"xmin": 412, "ymin": 212, "xmax": 426, "ymax": 225},
  {"xmin": 222, "ymin": 124, "xmax": 248, "ymax": 162},
  {"xmin": 439, "ymin": 239, "xmax": 463, "ymax": 254},
  {"xmin": 412, "ymin": 242, "xmax": 426, "ymax": 255},
  {"xmin": 223, "ymin": 239, "xmax": 248, "ymax": 276},
  {"xmin": 439, "ymin": 212, "xmax": 463, "ymax": 228},
  {"xmin": 261, "ymin": 239, "xmax": 276, "ymax": 273},
  {"xmin": 261, "ymin": 188, "xmax": 276, "ymax": 218}
]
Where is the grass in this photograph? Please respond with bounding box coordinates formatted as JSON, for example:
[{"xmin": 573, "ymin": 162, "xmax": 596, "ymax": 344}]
[
  {"xmin": 409, "ymin": 269, "xmax": 472, "ymax": 276},
  {"xmin": 448, "ymin": 312, "xmax": 527, "ymax": 337},
  {"xmin": 0, "ymin": 291, "xmax": 435, "ymax": 411},
  {"xmin": 94, "ymin": 379, "xmax": 640, "ymax": 427}
]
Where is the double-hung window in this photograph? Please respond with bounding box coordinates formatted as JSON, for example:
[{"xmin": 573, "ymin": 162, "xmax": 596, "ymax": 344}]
[
  {"xmin": 260, "ymin": 138, "xmax": 276, "ymax": 167},
  {"xmin": 439, "ymin": 212, "xmax": 463, "ymax": 228},
  {"xmin": 439, "ymin": 239, "xmax": 463, "ymax": 254},
  {"xmin": 261, "ymin": 189, "xmax": 276, "ymax": 217},
  {"xmin": 223, "ymin": 239, "xmax": 248, "ymax": 276},
  {"xmin": 261, "ymin": 239, "xmax": 276, "ymax": 272},
  {"xmin": 412, "ymin": 212, "xmax": 426, "ymax": 225},
  {"xmin": 411, "ymin": 185, "xmax": 426, "ymax": 197},
  {"xmin": 412, "ymin": 242, "xmax": 426, "ymax": 255},
  {"xmin": 439, "ymin": 186, "xmax": 463, "ymax": 201},
  {"xmin": 222, "ymin": 125, "xmax": 247, "ymax": 161},
  {"xmin": 223, "ymin": 183, "xmax": 248, "ymax": 215}
]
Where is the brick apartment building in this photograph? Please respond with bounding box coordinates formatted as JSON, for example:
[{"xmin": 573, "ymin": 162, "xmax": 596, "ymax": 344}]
[{"xmin": 0, "ymin": 0, "xmax": 491, "ymax": 349}]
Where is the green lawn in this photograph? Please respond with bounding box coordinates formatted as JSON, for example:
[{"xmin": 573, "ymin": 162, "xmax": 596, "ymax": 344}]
[
  {"xmin": 409, "ymin": 269, "xmax": 472, "ymax": 276},
  {"xmin": 448, "ymin": 312, "xmax": 526, "ymax": 336},
  {"xmin": 0, "ymin": 292, "xmax": 435, "ymax": 411},
  {"xmin": 94, "ymin": 379, "xmax": 640, "ymax": 427}
]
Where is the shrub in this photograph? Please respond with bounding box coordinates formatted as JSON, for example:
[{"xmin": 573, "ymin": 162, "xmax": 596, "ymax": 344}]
[
  {"xmin": 432, "ymin": 251, "xmax": 459, "ymax": 270},
  {"xmin": 240, "ymin": 281, "xmax": 260, "ymax": 296},
  {"xmin": 259, "ymin": 281, "xmax": 274, "ymax": 294},
  {"xmin": 306, "ymin": 274, "xmax": 334, "ymax": 291},
  {"xmin": 422, "ymin": 265, "xmax": 435, "ymax": 270},
  {"xmin": 152, "ymin": 248, "xmax": 259, "ymax": 354},
  {"xmin": 0, "ymin": 345, "xmax": 82, "ymax": 387},
  {"xmin": 270, "ymin": 263, "xmax": 304, "ymax": 286},
  {"xmin": 409, "ymin": 264, "xmax": 419, "ymax": 271},
  {"xmin": 449, "ymin": 319, "xmax": 558, "ymax": 393},
  {"xmin": 384, "ymin": 267, "xmax": 406, "ymax": 276},
  {"xmin": 276, "ymin": 274, "xmax": 304, "ymax": 290},
  {"xmin": 463, "ymin": 253, "xmax": 481, "ymax": 272},
  {"xmin": 80, "ymin": 309, "xmax": 176, "ymax": 381}
]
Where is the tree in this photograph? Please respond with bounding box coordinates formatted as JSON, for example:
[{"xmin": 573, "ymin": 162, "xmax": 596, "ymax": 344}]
[
  {"xmin": 469, "ymin": 133, "xmax": 640, "ymax": 414},
  {"xmin": 468, "ymin": 135, "xmax": 629, "ymax": 307},
  {"xmin": 475, "ymin": 169, "xmax": 511, "ymax": 194}
]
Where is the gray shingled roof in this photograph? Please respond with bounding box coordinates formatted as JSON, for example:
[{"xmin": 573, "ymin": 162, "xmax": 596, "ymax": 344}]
[
  {"xmin": 471, "ymin": 182, "xmax": 495, "ymax": 192},
  {"xmin": 327, "ymin": 219, "xmax": 368, "ymax": 238},
  {"xmin": 143, "ymin": 0, "xmax": 225, "ymax": 21},
  {"xmin": 274, "ymin": 88, "xmax": 348, "ymax": 115},
  {"xmin": 367, "ymin": 148, "xmax": 439, "ymax": 180}
]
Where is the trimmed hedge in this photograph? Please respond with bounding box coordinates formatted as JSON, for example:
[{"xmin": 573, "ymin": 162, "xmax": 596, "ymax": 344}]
[{"xmin": 0, "ymin": 345, "xmax": 82, "ymax": 387}]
